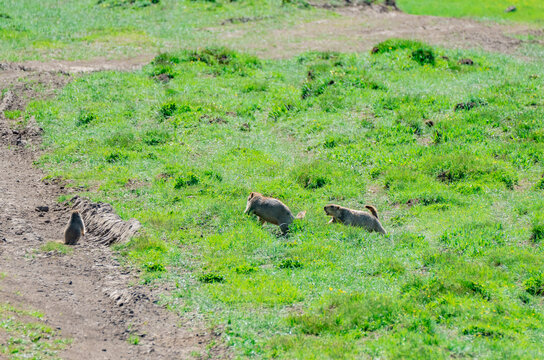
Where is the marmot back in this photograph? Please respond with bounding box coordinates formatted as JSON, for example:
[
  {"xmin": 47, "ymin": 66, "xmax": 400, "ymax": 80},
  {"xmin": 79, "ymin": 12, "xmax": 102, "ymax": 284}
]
[
  {"xmin": 64, "ymin": 210, "xmax": 85, "ymax": 245},
  {"xmin": 244, "ymin": 192, "xmax": 305, "ymax": 234}
]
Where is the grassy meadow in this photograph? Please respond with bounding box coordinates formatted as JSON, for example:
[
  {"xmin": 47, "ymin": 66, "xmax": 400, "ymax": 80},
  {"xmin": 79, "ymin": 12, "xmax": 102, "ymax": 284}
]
[
  {"xmin": 398, "ymin": 0, "xmax": 544, "ymax": 24},
  {"xmin": 27, "ymin": 40, "xmax": 544, "ymax": 358},
  {"xmin": 1, "ymin": 0, "xmax": 544, "ymax": 358}
]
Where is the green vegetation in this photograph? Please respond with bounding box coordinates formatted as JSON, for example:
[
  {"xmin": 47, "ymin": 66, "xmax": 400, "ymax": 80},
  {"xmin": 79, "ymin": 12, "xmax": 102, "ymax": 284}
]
[
  {"xmin": 127, "ymin": 333, "xmax": 141, "ymax": 345},
  {"xmin": 398, "ymin": 0, "xmax": 544, "ymax": 24},
  {"xmin": 28, "ymin": 36, "xmax": 544, "ymax": 358},
  {"xmin": 0, "ymin": 0, "xmax": 327, "ymax": 62},
  {"xmin": 39, "ymin": 241, "xmax": 74, "ymax": 255},
  {"xmin": 0, "ymin": 303, "xmax": 71, "ymax": 359}
]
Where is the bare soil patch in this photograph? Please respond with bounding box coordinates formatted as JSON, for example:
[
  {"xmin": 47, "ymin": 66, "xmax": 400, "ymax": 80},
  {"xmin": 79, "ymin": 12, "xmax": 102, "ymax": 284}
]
[
  {"xmin": 0, "ymin": 62, "xmax": 227, "ymax": 359},
  {"xmin": 220, "ymin": 6, "xmax": 541, "ymax": 58}
]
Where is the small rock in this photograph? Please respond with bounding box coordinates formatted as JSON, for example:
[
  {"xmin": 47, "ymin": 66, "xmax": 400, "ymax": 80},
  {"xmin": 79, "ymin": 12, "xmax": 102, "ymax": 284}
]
[
  {"xmin": 505, "ymin": 6, "xmax": 516, "ymax": 13},
  {"xmin": 35, "ymin": 205, "xmax": 49, "ymax": 212}
]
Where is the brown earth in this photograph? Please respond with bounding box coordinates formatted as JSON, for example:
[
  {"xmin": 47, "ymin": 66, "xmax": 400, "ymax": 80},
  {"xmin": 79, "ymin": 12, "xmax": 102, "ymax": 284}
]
[
  {"xmin": 219, "ymin": 6, "xmax": 543, "ymax": 58},
  {"xmin": 0, "ymin": 63, "xmax": 226, "ymax": 359}
]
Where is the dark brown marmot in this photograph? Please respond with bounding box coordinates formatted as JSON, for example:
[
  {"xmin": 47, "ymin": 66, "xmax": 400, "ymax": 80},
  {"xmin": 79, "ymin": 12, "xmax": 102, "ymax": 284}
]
[
  {"xmin": 244, "ymin": 192, "xmax": 306, "ymax": 234},
  {"xmin": 64, "ymin": 210, "xmax": 85, "ymax": 245}
]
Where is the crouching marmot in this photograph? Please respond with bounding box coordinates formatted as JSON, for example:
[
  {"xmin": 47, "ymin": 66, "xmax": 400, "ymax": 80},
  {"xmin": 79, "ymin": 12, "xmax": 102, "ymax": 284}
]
[
  {"xmin": 324, "ymin": 204, "xmax": 386, "ymax": 235},
  {"xmin": 244, "ymin": 192, "xmax": 306, "ymax": 234}
]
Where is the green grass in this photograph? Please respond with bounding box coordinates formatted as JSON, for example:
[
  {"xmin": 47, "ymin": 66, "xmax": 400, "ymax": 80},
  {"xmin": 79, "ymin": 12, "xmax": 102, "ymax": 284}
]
[
  {"xmin": 398, "ymin": 0, "xmax": 544, "ymax": 24},
  {"xmin": 28, "ymin": 39, "xmax": 544, "ymax": 358},
  {"xmin": 0, "ymin": 0, "xmax": 327, "ymax": 62},
  {"xmin": 2, "ymin": 0, "xmax": 541, "ymax": 64},
  {"xmin": 127, "ymin": 333, "xmax": 140, "ymax": 345},
  {"xmin": 39, "ymin": 241, "xmax": 74, "ymax": 255},
  {"xmin": 0, "ymin": 303, "xmax": 71, "ymax": 359}
]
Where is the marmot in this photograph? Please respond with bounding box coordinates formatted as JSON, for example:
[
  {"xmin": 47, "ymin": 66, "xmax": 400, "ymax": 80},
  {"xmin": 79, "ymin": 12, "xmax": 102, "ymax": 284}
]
[
  {"xmin": 324, "ymin": 204, "xmax": 386, "ymax": 235},
  {"xmin": 244, "ymin": 192, "xmax": 306, "ymax": 234},
  {"xmin": 64, "ymin": 211, "xmax": 85, "ymax": 245}
]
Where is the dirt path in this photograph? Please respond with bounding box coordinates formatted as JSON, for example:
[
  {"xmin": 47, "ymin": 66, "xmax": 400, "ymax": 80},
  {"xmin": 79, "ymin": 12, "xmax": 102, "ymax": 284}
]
[
  {"xmin": 0, "ymin": 63, "xmax": 224, "ymax": 359},
  {"xmin": 220, "ymin": 6, "xmax": 542, "ymax": 58}
]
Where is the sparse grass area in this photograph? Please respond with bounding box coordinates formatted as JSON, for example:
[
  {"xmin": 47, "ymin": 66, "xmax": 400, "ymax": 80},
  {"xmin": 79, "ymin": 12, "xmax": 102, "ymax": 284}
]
[
  {"xmin": 29, "ymin": 38, "xmax": 544, "ymax": 358},
  {"xmin": 39, "ymin": 241, "xmax": 74, "ymax": 255},
  {"xmin": 398, "ymin": 0, "xmax": 544, "ymax": 24},
  {"xmin": 0, "ymin": 303, "xmax": 71, "ymax": 359},
  {"xmin": 0, "ymin": 0, "xmax": 327, "ymax": 61}
]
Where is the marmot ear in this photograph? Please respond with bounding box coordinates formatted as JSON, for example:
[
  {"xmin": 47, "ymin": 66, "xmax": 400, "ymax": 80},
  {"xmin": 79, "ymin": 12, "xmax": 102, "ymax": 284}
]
[{"xmin": 249, "ymin": 192, "xmax": 256, "ymax": 199}]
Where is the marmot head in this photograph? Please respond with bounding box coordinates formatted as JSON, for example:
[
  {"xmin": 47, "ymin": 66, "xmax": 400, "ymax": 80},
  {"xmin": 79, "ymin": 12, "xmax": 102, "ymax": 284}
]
[
  {"xmin": 323, "ymin": 204, "xmax": 341, "ymax": 216},
  {"xmin": 247, "ymin": 192, "xmax": 262, "ymax": 202},
  {"xmin": 71, "ymin": 210, "xmax": 81, "ymax": 220}
]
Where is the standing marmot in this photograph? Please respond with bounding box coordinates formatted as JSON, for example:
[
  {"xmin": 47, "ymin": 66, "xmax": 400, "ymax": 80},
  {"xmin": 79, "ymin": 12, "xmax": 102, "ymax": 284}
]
[
  {"xmin": 64, "ymin": 210, "xmax": 85, "ymax": 245},
  {"xmin": 244, "ymin": 192, "xmax": 306, "ymax": 234},
  {"xmin": 324, "ymin": 204, "xmax": 386, "ymax": 235}
]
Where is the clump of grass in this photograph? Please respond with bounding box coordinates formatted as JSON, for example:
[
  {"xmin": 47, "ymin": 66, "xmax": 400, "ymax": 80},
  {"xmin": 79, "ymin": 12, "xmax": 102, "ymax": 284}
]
[
  {"xmin": 127, "ymin": 334, "xmax": 140, "ymax": 345},
  {"xmin": 454, "ymin": 97, "xmax": 487, "ymax": 111},
  {"xmin": 185, "ymin": 47, "xmax": 261, "ymax": 75},
  {"xmin": 174, "ymin": 172, "xmax": 199, "ymax": 188},
  {"xmin": 524, "ymin": 275, "xmax": 544, "ymax": 296},
  {"xmin": 143, "ymin": 261, "xmax": 165, "ymax": 272},
  {"xmin": 292, "ymin": 160, "xmax": 332, "ymax": 189},
  {"xmin": 76, "ymin": 110, "xmax": 96, "ymax": 126},
  {"xmin": 411, "ymin": 47, "xmax": 435, "ymax": 66},
  {"xmin": 4, "ymin": 109, "xmax": 21, "ymax": 119},
  {"xmin": 39, "ymin": 241, "xmax": 73, "ymax": 255},
  {"xmin": 278, "ymin": 258, "xmax": 303, "ymax": 269},
  {"xmin": 463, "ymin": 324, "xmax": 505, "ymax": 339},
  {"xmin": 159, "ymin": 101, "xmax": 177, "ymax": 119},
  {"xmin": 531, "ymin": 215, "xmax": 544, "ymax": 243},
  {"xmin": 371, "ymin": 38, "xmax": 426, "ymax": 54},
  {"xmin": 104, "ymin": 151, "xmax": 128, "ymax": 163},
  {"xmin": 235, "ymin": 264, "xmax": 257, "ymax": 274},
  {"xmin": 199, "ymin": 272, "xmax": 225, "ymax": 283},
  {"xmin": 142, "ymin": 128, "xmax": 171, "ymax": 146},
  {"xmin": 535, "ymin": 177, "xmax": 544, "ymax": 190},
  {"xmin": 290, "ymin": 293, "xmax": 400, "ymax": 335},
  {"xmin": 96, "ymin": 0, "xmax": 160, "ymax": 9}
]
